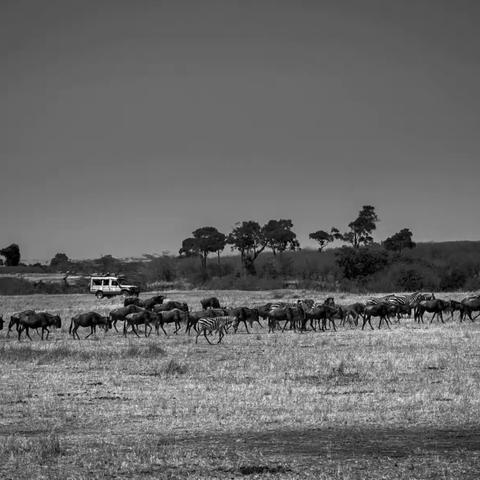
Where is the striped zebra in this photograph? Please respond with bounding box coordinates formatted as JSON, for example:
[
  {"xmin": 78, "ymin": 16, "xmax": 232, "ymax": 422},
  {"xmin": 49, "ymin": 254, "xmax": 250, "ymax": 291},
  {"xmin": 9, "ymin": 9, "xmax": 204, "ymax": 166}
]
[
  {"xmin": 367, "ymin": 292, "xmax": 435, "ymax": 308},
  {"xmin": 195, "ymin": 315, "xmax": 238, "ymax": 344}
]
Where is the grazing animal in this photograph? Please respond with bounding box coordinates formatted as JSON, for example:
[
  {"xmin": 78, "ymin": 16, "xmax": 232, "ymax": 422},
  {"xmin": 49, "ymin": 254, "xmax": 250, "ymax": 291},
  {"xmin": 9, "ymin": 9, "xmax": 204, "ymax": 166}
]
[
  {"xmin": 229, "ymin": 307, "xmax": 261, "ymax": 333},
  {"xmin": 414, "ymin": 299, "xmax": 449, "ymax": 323},
  {"xmin": 124, "ymin": 310, "xmax": 158, "ymax": 337},
  {"xmin": 267, "ymin": 306, "xmax": 301, "ymax": 333},
  {"xmin": 185, "ymin": 310, "xmax": 206, "ymax": 335},
  {"xmin": 342, "ymin": 303, "xmax": 365, "ymax": 326},
  {"xmin": 154, "ymin": 301, "xmax": 189, "ymax": 313},
  {"xmin": 155, "ymin": 308, "xmax": 187, "ymax": 335},
  {"xmin": 124, "ymin": 297, "xmax": 146, "ymax": 308},
  {"xmin": 195, "ymin": 316, "xmax": 238, "ymax": 344},
  {"xmin": 142, "ymin": 295, "xmax": 166, "ymax": 310},
  {"xmin": 0, "ymin": 315, "xmax": 3, "ymax": 331},
  {"xmin": 109, "ymin": 305, "xmax": 145, "ymax": 331},
  {"xmin": 7, "ymin": 310, "xmax": 36, "ymax": 337},
  {"xmin": 201, "ymin": 297, "xmax": 221, "ymax": 310},
  {"xmin": 69, "ymin": 312, "xmax": 111, "ymax": 339},
  {"xmin": 303, "ymin": 305, "xmax": 337, "ymax": 332},
  {"xmin": 362, "ymin": 303, "xmax": 390, "ymax": 330},
  {"xmin": 459, "ymin": 297, "xmax": 480, "ymax": 322},
  {"xmin": 17, "ymin": 312, "xmax": 62, "ymax": 341}
]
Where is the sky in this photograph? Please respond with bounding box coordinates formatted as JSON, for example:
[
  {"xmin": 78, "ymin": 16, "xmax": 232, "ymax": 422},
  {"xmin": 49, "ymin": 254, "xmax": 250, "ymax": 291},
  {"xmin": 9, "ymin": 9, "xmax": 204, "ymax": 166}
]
[{"xmin": 1, "ymin": 0, "xmax": 480, "ymax": 261}]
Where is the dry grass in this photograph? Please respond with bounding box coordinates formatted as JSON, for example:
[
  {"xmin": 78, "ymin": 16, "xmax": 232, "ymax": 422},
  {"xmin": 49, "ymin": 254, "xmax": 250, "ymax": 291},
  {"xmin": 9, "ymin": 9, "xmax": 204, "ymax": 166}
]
[{"xmin": 1, "ymin": 290, "xmax": 479, "ymax": 479}]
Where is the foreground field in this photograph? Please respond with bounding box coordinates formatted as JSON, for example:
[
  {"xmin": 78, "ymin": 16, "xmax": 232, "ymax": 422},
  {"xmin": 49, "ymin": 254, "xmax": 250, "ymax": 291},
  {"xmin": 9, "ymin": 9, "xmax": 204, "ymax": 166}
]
[{"xmin": 1, "ymin": 290, "xmax": 480, "ymax": 479}]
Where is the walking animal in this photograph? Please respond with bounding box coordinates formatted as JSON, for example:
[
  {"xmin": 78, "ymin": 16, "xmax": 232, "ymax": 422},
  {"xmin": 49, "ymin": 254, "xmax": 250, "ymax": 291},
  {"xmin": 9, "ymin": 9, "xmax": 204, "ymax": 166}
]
[{"xmin": 69, "ymin": 312, "xmax": 111, "ymax": 339}]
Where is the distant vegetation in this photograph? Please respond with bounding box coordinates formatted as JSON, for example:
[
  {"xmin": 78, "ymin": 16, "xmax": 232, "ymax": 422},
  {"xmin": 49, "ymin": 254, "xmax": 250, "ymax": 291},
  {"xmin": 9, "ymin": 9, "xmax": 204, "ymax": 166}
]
[{"xmin": 1, "ymin": 205, "xmax": 480, "ymax": 294}]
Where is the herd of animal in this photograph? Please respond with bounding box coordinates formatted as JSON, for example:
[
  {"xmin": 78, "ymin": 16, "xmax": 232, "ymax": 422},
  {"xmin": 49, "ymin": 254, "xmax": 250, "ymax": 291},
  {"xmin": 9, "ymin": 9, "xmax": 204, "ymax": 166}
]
[{"xmin": 1, "ymin": 291, "xmax": 479, "ymax": 345}]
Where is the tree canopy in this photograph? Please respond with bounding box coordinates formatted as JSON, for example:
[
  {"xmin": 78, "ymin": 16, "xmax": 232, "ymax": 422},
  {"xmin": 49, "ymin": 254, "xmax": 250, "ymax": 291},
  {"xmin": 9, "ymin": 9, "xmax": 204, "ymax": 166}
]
[
  {"xmin": 383, "ymin": 228, "xmax": 416, "ymax": 254},
  {"xmin": 0, "ymin": 243, "xmax": 20, "ymax": 266}
]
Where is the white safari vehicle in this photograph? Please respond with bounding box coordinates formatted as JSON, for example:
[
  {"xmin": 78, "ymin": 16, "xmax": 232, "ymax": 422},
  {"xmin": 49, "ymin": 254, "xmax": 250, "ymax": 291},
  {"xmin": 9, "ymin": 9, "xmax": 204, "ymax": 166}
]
[{"xmin": 89, "ymin": 275, "xmax": 140, "ymax": 299}]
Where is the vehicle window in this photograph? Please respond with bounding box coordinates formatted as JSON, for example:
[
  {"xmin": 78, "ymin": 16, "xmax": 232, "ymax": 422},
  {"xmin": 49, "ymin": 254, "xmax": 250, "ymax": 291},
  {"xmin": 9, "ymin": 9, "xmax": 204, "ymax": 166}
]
[
  {"xmin": 102, "ymin": 280, "xmax": 109, "ymax": 286},
  {"xmin": 93, "ymin": 279, "xmax": 102, "ymax": 286},
  {"xmin": 111, "ymin": 280, "xmax": 118, "ymax": 286}
]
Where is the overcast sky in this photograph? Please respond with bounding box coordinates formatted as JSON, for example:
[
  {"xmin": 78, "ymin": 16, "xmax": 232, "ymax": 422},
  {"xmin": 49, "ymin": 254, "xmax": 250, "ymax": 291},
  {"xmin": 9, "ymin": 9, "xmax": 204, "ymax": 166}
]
[{"xmin": 2, "ymin": 0, "xmax": 480, "ymax": 261}]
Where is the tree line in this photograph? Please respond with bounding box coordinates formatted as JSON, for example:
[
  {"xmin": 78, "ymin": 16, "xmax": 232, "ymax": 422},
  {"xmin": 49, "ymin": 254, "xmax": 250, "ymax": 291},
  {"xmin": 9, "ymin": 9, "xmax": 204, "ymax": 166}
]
[{"xmin": 178, "ymin": 205, "xmax": 415, "ymax": 277}]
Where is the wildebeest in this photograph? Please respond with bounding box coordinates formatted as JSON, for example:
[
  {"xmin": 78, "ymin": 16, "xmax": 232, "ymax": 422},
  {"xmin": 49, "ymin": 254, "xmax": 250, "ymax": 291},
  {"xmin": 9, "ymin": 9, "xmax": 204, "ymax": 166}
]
[
  {"xmin": 0, "ymin": 315, "xmax": 3, "ymax": 331},
  {"xmin": 17, "ymin": 312, "xmax": 62, "ymax": 341},
  {"xmin": 303, "ymin": 305, "xmax": 337, "ymax": 332},
  {"xmin": 341, "ymin": 303, "xmax": 365, "ymax": 326},
  {"xmin": 414, "ymin": 299, "xmax": 449, "ymax": 323},
  {"xmin": 267, "ymin": 305, "xmax": 305, "ymax": 332},
  {"xmin": 155, "ymin": 308, "xmax": 187, "ymax": 335},
  {"xmin": 362, "ymin": 303, "xmax": 390, "ymax": 330},
  {"xmin": 7, "ymin": 310, "xmax": 36, "ymax": 337},
  {"xmin": 123, "ymin": 310, "xmax": 158, "ymax": 337},
  {"xmin": 185, "ymin": 310, "xmax": 206, "ymax": 335},
  {"xmin": 201, "ymin": 297, "xmax": 221, "ymax": 310},
  {"xmin": 229, "ymin": 307, "xmax": 261, "ymax": 333},
  {"xmin": 458, "ymin": 297, "xmax": 480, "ymax": 322},
  {"xmin": 69, "ymin": 312, "xmax": 111, "ymax": 339},
  {"xmin": 124, "ymin": 296, "xmax": 146, "ymax": 308},
  {"xmin": 153, "ymin": 301, "xmax": 189, "ymax": 313},
  {"xmin": 142, "ymin": 295, "xmax": 166, "ymax": 310},
  {"xmin": 109, "ymin": 305, "xmax": 145, "ymax": 331}
]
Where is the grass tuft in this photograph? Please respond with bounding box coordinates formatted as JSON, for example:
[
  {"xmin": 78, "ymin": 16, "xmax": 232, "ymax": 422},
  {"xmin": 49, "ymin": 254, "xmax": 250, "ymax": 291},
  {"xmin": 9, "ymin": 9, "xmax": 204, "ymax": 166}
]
[{"xmin": 163, "ymin": 359, "xmax": 188, "ymax": 376}]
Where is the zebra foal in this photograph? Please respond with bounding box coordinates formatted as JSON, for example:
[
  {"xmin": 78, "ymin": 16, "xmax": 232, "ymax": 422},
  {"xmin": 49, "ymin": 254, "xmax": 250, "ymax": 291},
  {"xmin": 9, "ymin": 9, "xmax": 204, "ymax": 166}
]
[{"xmin": 195, "ymin": 315, "xmax": 238, "ymax": 345}]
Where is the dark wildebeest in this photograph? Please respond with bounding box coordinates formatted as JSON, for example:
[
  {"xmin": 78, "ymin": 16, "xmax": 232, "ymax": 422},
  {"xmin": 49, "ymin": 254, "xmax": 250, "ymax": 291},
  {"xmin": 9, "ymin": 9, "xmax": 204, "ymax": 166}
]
[
  {"xmin": 342, "ymin": 303, "xmax": 365, "ymax": 326},
  {"xmin": 109, "ymin": 305, "xmax": 145, "ymax": 332},
  {"xmin": 362, "ymin": 303, "xmax": 390, "ymax": 330},
  {"xmin": 17, "ymin": 312, "xmax": 62, "ymax": 341},
  {"xmin": 303, "ymin": 305, "xmax": 337, "ymax": 332},
  {"xmin": 154, "ymin": 301, "xmax": 189, "ymax": 313},
  {"xmin": 155, "ymin": 308, "xmax": 187, "ymax": 335},
  {"xmin": 124, "ymin": 310, "xmax": 158, "ymax": 337},
  {"xmin": 229, "ymin": 307, "xmax": 261, "ymax": 333},
  {"xmin": 185, "ymin": 311, "xmax": 205, "ymax": 335},
  {"xmin": 143, "ymin": 295, "xmax": 166, "ymax": 310},
  {"xmin": 201, "ymin": 297, "xmax": 221, "ymax": 310},
  {"xmin": 459, "ymin": 297, "xmax": 480, "ymax": 322},
  {"xmin": 69, "ymin": 312, "xmax": 111, "ymax": 339},
  {"xmin": 7, "ymin": 310, "xmax": 36, "ymax": 337},
  {"xmin": 0, "ymin": 315, "xmax": 3, "ymax": 331},
  {"xmin": 448, "ymin": 300, "xmax": 466, "ymax": 321},
  {"xmin": 267, "ymin": 306, "xmax": 304, "ymax": 333},
  {"xmin": 124, "ymin": 297, "xmax": 146, "ymax": 308},
  {"xmin": 414, "ymin": 299, "xmax": 449, "ymax": 323}
]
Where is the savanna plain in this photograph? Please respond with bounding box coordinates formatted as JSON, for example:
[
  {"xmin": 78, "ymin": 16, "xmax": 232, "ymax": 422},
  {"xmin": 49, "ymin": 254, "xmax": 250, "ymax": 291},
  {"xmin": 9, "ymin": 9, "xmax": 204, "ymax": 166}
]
[{"xmin": 1, "ymin": 290, "xmax": 479, "ymax": 479}]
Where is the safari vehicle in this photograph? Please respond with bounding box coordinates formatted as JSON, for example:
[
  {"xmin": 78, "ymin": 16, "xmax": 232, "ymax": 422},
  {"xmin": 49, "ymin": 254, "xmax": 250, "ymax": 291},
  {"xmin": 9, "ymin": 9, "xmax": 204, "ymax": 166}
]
[{"xmin": 89, "ymin": 275, "xmax": 140, "ymax": 299}]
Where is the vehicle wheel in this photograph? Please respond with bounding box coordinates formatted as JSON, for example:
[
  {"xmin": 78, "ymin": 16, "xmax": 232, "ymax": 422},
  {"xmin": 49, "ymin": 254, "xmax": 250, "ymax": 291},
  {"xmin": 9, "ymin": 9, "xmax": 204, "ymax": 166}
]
[{"xmin": 95, "ymin": 291, "xmax": 104, "ymax": 299}]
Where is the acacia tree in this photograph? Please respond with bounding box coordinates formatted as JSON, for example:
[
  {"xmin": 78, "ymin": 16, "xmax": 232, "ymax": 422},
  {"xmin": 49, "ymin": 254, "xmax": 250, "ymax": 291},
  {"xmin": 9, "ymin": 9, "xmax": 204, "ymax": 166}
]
[
  {"xmin": 179, "ymin": 227, "xmax": 226, "ymax": 270},
  {"xmin": 334, "ymin": 205, "xmax": 379, "ymax": 248},
  {"xmin": 0, "ymin": 243, "xmax": 20, "ymax": 266},
  {"xmin": 50, "ymin": 253, "xmax": 70, "ymax": 271},
  {"xmin": 227, "ymin": 221, "xmax": 266, "ymax": 276},
  {"xmin": 263, "ymin": 219, "xmax": 299, "ymax": 255},
  {"xmin": 227, "ymin": 219, "xmax": 299, "ymax": 275},
  {"xmin": 383, "ymin": 228, "xmax": 416, "ymax": 254},
  {"xmin": 309, "ymin": 230, "xmax": 333, "ymax": 251}
]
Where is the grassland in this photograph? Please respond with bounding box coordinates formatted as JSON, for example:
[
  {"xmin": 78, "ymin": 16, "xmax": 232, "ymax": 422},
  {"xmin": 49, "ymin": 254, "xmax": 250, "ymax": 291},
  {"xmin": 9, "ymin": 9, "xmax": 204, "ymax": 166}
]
[{"xmin": 1, "ymin": 290, "xmax": 480, "ymax": 479}]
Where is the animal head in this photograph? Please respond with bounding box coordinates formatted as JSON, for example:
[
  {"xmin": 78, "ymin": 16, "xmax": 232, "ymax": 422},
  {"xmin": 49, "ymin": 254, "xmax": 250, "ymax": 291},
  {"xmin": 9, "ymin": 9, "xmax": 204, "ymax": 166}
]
[{"xmin": 53, "ymin": 315, "xmax": 62, "ymax": 328}]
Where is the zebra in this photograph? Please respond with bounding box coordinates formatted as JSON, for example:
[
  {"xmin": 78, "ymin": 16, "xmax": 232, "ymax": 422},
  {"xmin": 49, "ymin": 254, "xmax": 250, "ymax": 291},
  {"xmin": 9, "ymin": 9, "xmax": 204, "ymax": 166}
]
[
  {"xmin": 387, "ymin": 292, "xmax": 436, "ymax": 308},
  {"xmin": 195, "ymin": 316, "xmax": 238, "ymax": 344}
]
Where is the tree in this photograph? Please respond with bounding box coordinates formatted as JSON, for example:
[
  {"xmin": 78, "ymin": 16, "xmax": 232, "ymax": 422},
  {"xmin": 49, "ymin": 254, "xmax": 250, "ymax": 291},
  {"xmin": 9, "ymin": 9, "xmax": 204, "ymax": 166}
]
[
  {"xmin": 0, "ymin": 243, "xmax": 20, "ymax": 266},
  {"xmin": 179, "ymin": 227, "xmax": 226, "ymax": 270},
  {"xmin": 263, "ymin": 219, "xmax": 299, "ymax": 255},
  {"xmin": 50, "ymin": 253, "xmax": 70, "ymax": 271},
  {"xmin": 178, "ymin": 238, "xmax": 200, "ymax": 258},
  {"xmin": 334, "ymin": 205, "xmax": 379, "ymax": 248},
  {"xmin": 383, "ymin": 228, "xmax": 416, "ymax": 254},
  {"xmin": 227, "ymin": 221, "xmax": 267, "ymax": 276},
  {"xmin": 309, "ymin": 230, "xmax": 333, "ymax": 251}
]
